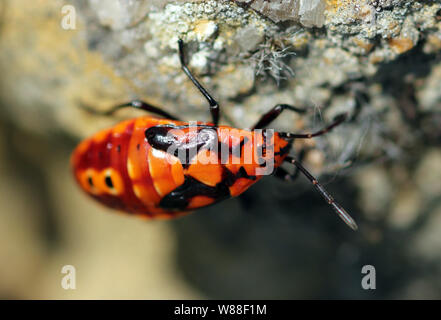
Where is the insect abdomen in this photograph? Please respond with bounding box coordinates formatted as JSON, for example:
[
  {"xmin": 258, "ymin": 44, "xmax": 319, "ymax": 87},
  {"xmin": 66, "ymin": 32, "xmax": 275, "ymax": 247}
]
[
  {"xmin": 71, "ymin": 117, "xmax": 187, "ymax": 218},
  {"xmin": 72, "ymin": 117, "xmax": 290, "ymax": 218}
]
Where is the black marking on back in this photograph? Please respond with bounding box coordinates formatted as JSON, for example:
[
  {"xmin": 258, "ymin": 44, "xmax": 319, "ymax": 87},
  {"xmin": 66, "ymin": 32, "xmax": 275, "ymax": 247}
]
[
  {"xmin": 237, "ymin": 166, "xmax": 256, "ymax": 180},
  {"xmin": 274, "ymin": 139, "xmax": 293, "ymax": 156},
  {"xmin": 160, "ymin": 166, "xmax": 257, "ymax": 211},
  {"xmin": 145, "ymin": 124, "xmax": 218, "ymax": 170},
  {"xmin": 159, "ymin": 175, "xmax": 230, "ymax": 210},
  {"xmin": 147, "ymin": 124, "xmax": 260, "ymax": 211}
]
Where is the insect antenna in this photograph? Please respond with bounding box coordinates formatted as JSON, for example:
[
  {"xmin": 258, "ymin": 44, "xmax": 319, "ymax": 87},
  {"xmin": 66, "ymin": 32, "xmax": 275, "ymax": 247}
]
[
  {"xmin": 284, "ymin": 156, "xmax": 358, "ymax": 231},
  {"xmin": 278, "ymin": 113, "xmax": 348, "ymax": 139}
]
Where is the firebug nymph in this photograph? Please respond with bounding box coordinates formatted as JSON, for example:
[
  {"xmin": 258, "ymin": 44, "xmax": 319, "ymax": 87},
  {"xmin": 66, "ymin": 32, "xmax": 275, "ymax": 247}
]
[{"xmin": 71, "ymin": 40, "xmax": 358, "ymax": 230}]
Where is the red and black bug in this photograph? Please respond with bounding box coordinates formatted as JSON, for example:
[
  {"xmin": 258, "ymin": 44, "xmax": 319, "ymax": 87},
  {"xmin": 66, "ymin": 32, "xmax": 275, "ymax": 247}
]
[{"xmin": 71, "ymin": 40, "xmax": 358, "ymax": 230}]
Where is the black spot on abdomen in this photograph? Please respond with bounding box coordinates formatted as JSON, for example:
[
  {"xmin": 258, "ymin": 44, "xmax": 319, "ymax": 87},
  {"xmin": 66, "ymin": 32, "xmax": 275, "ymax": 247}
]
[{"xmin": 105, "ymin": 176, "xmax": 114, "ymax": 188}]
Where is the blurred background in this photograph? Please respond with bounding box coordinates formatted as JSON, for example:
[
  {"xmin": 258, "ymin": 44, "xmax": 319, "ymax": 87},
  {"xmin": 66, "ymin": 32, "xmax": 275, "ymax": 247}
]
[{"xmin": 0, "ymin": 0, "xmax": 440, "ymax": 299}]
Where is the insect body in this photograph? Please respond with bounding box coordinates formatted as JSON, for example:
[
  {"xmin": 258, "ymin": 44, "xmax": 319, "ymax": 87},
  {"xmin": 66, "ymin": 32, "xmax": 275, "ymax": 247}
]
[
  {"xmin": 72, "ymin": 40, "xmax": 358, "ymax": 230},
  {"xmin": 72, "ymin": 117, "xmax": 290, "ymax": 218}
]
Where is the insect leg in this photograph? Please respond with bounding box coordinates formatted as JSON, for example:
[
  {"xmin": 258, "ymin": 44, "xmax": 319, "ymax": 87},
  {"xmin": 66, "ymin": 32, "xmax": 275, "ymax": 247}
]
[
  {"xmin": 80, "ymin": 100, "xmax": 181, "ymax": 120},
  {"xmin": 278, "ymin": 113, "xmax": 348, "ymax": 140},
  {"xmin": 178, "ymin": 39, "xmax": 220, "ymax": 126},
  {"xmin": 252, "ymin": 104, "xmax": 306, "ymax": 130},
  {"xmin": 273, "ymin": 148, "xmax": 307, "ymax": 182},
  {"xmin": 284, "ymin": 155, "xmax": 358, "ymax": 231}
]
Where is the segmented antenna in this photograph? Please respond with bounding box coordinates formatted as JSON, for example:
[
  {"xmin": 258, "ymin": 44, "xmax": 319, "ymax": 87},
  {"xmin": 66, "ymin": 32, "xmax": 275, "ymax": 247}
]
[
  {"xmin": 285, "ymin": 156, "xmax": 358, "ymax": 231},
  {"xmin": 278, "ymin": 113, "xmax": 348, "ymax": 140}
]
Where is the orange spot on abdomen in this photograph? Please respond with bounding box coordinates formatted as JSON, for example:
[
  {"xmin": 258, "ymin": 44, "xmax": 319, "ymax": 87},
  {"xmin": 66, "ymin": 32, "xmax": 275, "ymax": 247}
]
[
  {"xmin": 148, "ymin": 147, "xmax": 180, "ymax": 197},
  {"xmin": 186, "ymin": 151, "xmax": 222, "ymax": 187},
  {"xmin": 187, "ymin": 196, "xmax": 215, "ymax": 209},
  {"xmin": 132, "ymin": 183, "xmax": 161, "ymax": 205}
]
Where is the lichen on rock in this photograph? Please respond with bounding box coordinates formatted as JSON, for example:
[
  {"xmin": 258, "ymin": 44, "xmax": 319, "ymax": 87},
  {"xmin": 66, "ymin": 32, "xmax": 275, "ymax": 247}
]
[{"xmin": 234, "ymin": 0, "xmax": 326, "ymax": 26}]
